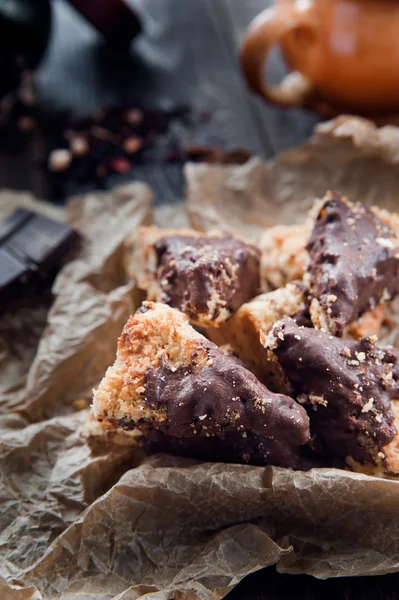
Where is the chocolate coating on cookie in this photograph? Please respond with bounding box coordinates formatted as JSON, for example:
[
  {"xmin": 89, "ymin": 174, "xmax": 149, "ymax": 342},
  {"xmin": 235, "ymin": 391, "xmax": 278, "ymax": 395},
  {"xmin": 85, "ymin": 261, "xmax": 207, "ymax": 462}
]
[
  {"xmin": 94, "ymin": 302, "xmax": 310, "ymax": 467},
  {"xmin": 384, "ymin": 346, "xmax": 399, "ymax": 385},
  {"xmin": 153, "ymin": 235, "xmax": 260, "ymax": 326},
  {"xmin": 307, "ymin": 193, "xmax": 399, "ymax": 335},
  {"xmin": 139, "ymin": 342, "xmax": 309, "ymax": 444},
  {"xmin": 144, "ymin": 429, "xmax": 304, "ymax": 469},
  {"xmin": 269, "ymin": 318, "xmax": 398, "ymax": 464}
]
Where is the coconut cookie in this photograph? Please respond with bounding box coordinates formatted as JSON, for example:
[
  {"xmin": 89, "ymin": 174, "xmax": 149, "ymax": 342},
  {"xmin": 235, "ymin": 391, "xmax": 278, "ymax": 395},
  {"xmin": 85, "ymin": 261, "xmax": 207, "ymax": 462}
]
[
  {"xmin": 265, "ymin": 318, "xmax": 399, "ymax": 472},
  {"xmin": 307, "ymin": 192, "xmax": 399, "ymax": 336},
  {"xmin": 93, "ymin": 302, "xmax": 310, "ymax": 467},
  {"xmin": 129, "ymin": 227, "xmax": 261, "ymax": 327}
]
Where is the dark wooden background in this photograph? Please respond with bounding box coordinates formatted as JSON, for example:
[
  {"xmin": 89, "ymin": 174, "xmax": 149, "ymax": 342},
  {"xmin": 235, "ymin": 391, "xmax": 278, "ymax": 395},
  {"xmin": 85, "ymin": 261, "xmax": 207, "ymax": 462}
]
[
  {"xmin": 2, "ymin": 0, "xmax": 399, "ymax": 597},
  {"xmin": 1, "ymin": 0, "xmax": 320, "ymax": 203}
]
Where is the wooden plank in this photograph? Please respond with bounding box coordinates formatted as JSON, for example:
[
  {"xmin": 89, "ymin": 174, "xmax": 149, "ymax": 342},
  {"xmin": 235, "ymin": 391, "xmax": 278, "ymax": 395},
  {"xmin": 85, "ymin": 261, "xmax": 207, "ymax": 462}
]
[
  {"xmin": 1, "ymin": 0, "xmax": 281, "ymax": 201},
  {"xmin": 0, "ymin": 0, "xmax": 319, "ymax": 200},
  {"xmin": 39, "ymin": 0, "xmax": 271, "ymax": 154}
]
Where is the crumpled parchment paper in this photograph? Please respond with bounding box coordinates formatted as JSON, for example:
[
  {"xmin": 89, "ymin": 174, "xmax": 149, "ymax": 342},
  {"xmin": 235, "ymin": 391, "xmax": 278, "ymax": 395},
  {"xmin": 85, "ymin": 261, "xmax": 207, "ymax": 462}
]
[
  {"xmin": 3, "ymin": 117, "xmax": 399, "ymax": 599},
  {"xmin": 185, "ymin": 116, "xmax": 399, "ymax": 242}
]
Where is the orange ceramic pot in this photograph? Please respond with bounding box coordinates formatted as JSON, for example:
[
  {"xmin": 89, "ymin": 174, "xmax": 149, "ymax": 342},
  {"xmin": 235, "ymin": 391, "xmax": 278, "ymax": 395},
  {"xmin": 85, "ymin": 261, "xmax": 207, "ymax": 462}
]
[{"xmin": 240, "ymin": 0, "xmax": 399, "ymax": 118}]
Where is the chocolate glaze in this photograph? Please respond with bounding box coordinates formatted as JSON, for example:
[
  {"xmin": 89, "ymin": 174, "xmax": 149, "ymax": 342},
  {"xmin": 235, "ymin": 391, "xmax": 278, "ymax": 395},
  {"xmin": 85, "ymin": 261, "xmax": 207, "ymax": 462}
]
[
  {"xmin": 271, "ymin": 318, "xmax": 398, "ymax": 464},
  {"xmin": 290, "ymin": 280, "xmax": 312, "ymax": 328},
  {"xmin": 384, "ymin": 346, "xmax": 399, "ymax": 386},
  {"xmin": 143, "ymin": 429, "xmax": 303, "ymax": 469},
  {"xmin": 112, "ymin": 337, "xmax": 310, "ymax": 462},
  {"xmin": 307, "ymin": 193, "xmax": 399, "ymax": 335},
  {"xmin": 143, "ymin": 343, "xmax": 309, "ymax": 443},
  {"xmin": 153, "ymin": 235, "xmax": 260, "ymax": 322}
]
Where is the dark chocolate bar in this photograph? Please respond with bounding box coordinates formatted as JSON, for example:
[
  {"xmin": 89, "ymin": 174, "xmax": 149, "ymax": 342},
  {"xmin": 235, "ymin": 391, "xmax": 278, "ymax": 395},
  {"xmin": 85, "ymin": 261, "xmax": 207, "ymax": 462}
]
[{"xmin": 0, "ymin": 208, "xmax": 80, "ymax": 313}]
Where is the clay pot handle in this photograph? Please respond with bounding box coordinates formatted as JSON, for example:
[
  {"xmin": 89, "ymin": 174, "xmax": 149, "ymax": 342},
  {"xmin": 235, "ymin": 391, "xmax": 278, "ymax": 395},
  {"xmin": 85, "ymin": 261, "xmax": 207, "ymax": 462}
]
[{"xmin": 240, "ymin": 4, "xmax": 317, "ymax": 107}]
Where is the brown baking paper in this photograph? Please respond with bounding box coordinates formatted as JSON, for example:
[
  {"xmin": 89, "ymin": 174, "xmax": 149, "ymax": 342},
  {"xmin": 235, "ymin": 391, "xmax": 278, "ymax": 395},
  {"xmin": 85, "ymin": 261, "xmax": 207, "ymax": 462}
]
[
  {"xmin": 3, "ymin": 117, "xmax": 399, "ymax": 599},
  {"xmin": 185, "ymin": 115, "xmax": 399, "ymax": 242}
]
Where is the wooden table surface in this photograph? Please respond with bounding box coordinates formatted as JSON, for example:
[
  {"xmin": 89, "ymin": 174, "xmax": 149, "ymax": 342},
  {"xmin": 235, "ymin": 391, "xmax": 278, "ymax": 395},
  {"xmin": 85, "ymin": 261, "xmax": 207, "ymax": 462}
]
[
  {"xmin": 2, "ymin": 0, "xmax": 320, "ymax": 201},
  {"xmin": 2, "ymin": 0, "xmax": 399, "ymax": 597}
]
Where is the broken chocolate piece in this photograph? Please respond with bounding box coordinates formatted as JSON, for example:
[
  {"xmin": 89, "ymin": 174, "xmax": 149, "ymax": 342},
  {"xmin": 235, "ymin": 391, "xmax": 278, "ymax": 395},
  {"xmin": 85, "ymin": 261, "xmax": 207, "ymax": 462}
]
[
  {"xmin": 307, "ymin": 192, "xmax": 399, "ymax": 335},
  {"xmin": 0, "ymin": 208, "xmax": 80, "ymax": 313},
  {"xmin": 132, "ymin": 227, "xmax": 261, "ymax": 327},
  {"xmin": 267, "ymin": 318, "xmax": 399, "ymax": 468},
  {"xmin": 93, "ymin": 302, "xmax": 310, "ymax": 467}
]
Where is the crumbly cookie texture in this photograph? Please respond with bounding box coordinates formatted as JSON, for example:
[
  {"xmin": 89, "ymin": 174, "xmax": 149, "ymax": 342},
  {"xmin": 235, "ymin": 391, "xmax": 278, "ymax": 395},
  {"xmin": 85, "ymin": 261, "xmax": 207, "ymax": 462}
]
[
  {"xmin": 257, "ymin": 196, "xmax": 398, "ymax": 339},
  {"xmin": 258, "ymin": 224, "xmax": 310, "ymax": 290},
  {"xmin": 209, "ymin": 282, "xmax": 308, "ymax": 388},
  {"xmin": 343, "ymin": 304, "xmax": 386, "ymax": 340},
  {"xmin": 348, "ymin": 400, "xmax": 399, "ymax": 476},
  {"xmin": 372, "ymin": 206, "xmax": 399, "ymax": 238},
  {"xmin": 126, "ymin": 226, "xmax": 200, "ymax": 297},
  {"xmin": 307, "ymin": 192, "xmax": 399, "ymax": 336},
  {"xmin": 128, "ymin": 227, "xmax": 261, "ymax": 327},
  {"xmin": 265, "ymin": 318, "xmax": 399, "ymax": 472},
  {"xmin": 379, "ymin": 399, "xmax": 399, "ymax": 473},
  {"xmin": 82, "ymin": 409, "xmax": 142, "ymax": 446},
  {"xmin": 258, "ymin": 198, "xmax": 323, "ymax": 291},
  {"xmin": 93, "ymin": 302, "xmax": 310, "ymax": 468}
]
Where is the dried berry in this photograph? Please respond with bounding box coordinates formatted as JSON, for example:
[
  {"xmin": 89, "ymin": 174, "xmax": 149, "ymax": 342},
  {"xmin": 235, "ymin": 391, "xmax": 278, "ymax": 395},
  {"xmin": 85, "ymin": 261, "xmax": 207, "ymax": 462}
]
[
  {"xmin": 184, "ymin": 144, "xmax": 220, "ymax": 163},
  {"xmin": 0, "ymin": 79, "xmax": 252, "ymax": 201},
  {"xmin": 123, "ymin": 136, "xmax": 143, "ymax": 154},
  {"xmin": 108, "ymin": 157, "xmax": 131, "ymax": 174},
  {"xmin": 17, "ymin": 116, "xmax": 36, "ymax": 132}
]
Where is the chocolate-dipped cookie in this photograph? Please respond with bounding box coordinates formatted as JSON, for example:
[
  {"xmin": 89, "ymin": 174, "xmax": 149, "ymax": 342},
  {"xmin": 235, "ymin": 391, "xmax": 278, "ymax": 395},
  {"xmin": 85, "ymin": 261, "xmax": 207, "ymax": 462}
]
[
  {"xmin": 307, "ymin": 192, "xmax": 399, "ymax": 336},
  {"xmin": 93, "ymin": 302, "xmax": 310, "ymax": 468},
  {"xmin": 130, "ymin": 227, "xmax": 260, "ymax": 327},
  {"xmin": 209, "ymin": 282, "xmax": 309, "ymax": 387},
  {"xmin": 266, "ymin": 317, "xmax": 399, "ymax": 471}
]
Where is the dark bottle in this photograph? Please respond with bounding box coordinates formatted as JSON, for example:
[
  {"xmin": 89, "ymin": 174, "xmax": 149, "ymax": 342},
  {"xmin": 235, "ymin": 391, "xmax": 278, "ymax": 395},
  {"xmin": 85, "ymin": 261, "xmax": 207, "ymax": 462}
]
[
  {"xmin": 0, "ymin": 0, "xmax": 52, "ymax": 97},
  {"xmin": 66, "ymin": 0, "xmax": 142, "ymax": 48}
]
